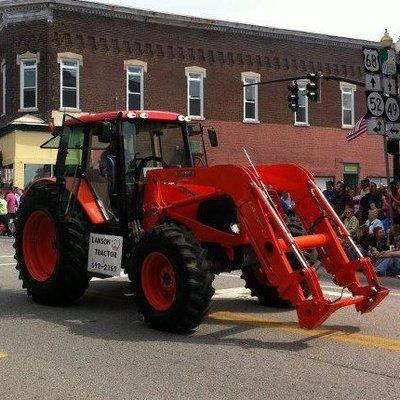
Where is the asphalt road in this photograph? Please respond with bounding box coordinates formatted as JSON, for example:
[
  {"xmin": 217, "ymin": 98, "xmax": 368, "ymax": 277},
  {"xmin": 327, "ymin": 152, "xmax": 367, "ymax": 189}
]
[{"xmin": 0, "ymin": 237, "xmax": 399, "ymax": 400}]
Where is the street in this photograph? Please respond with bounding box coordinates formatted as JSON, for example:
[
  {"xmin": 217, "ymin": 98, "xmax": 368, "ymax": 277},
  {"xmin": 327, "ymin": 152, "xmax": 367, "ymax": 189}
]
[{"xmin": 0, "ymin": 238, "xmax": 399, "ymax": 400}]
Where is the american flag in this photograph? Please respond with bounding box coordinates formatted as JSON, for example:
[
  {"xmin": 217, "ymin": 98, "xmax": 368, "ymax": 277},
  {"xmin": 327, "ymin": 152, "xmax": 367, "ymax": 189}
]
[{"xmin": 346, "ymin": 114, "xmax": 368, "ymax": 141}]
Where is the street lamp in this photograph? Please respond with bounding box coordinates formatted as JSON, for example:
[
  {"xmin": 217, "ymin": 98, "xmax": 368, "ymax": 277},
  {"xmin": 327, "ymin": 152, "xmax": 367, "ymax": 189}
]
[
  {"xmin": 380, "ymin": 29, "xmax": 393, "ymax": 49},
  {"xmin": 395, "ymin": 36, "xmax": 400, "ymax": 55}
]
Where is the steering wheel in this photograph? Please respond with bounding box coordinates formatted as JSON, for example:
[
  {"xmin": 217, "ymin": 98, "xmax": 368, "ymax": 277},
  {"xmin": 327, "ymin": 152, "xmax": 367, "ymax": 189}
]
[
  {"xmin": 133, "ymin": 156, "xmax": 168, "ymax": 183},
  {"xmin": 132, "ymin": 156, "xmax": 168, "ymax": 220}
]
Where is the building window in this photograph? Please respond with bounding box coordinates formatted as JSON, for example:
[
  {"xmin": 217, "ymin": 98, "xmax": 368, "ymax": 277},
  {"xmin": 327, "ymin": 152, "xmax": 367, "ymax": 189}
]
[
  {"xmin": 341, "ymin": 82, "xmax": 356, "ymax": 128},
  {"xmin": 20, "ymin": 59, "xmax": 37, "ymax": 110},
  {"xmin": 185, "ymin": 66, "xmax": 206, "ymax": 119},
  {"xmin": 24, "ymin": 164, "xmax": 53, "ymax": 187},
  {"xmin": 126, "ymin": 66, "xmax": 144, "ymax": 110},
  {"xmin": 242, "ymin": 72, "xmax": 260, "ymax": 122},
  {"xmin": 60, "ymin": 59, "xmax": 79, "ymax": 109},
  {"xmin": 295, "ymin": 81, "xmax": 308, "ymax": 125},
  {"xmin": 1, "ymin": 61, "xmax": 5, "ymax": 115}
]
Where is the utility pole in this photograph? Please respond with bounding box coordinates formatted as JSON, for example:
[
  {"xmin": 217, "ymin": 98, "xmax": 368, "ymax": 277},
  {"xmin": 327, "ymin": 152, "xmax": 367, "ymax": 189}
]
[{"xmin": 364, "ymin": 30, "xmax": 400, "ymax": 181}]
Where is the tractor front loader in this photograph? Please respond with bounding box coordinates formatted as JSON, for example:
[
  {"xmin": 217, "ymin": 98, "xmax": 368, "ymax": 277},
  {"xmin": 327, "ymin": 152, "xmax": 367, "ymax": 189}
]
[{"xmin": 13, "ymin": 110, "xmax": 388, "ymax": 333}]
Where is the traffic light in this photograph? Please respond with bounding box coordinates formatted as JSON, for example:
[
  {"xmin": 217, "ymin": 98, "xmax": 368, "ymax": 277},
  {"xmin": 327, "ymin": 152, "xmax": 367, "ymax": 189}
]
[
  {"xmin": 287, "ymin": 82, "xmax": 299, "ymax": 112},
  {"xmin": 306, "ymin": 72, "xmax": 318, "ymax": 102}
]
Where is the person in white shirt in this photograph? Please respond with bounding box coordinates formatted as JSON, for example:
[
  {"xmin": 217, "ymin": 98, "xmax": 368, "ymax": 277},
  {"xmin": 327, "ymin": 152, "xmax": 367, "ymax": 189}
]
[{"xmin": 365, "ymin": 209, "xmax": 384, "ymax": 234}]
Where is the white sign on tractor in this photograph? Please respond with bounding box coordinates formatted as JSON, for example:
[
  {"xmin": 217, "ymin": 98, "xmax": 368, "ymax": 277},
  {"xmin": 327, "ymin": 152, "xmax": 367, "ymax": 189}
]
[{"xmin": 87, "ymin": 233, "xmax": 123, "ymax": 276}]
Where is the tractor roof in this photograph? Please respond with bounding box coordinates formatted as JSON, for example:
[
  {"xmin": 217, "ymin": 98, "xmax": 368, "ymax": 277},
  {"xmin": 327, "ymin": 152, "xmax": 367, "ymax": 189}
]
[{"xmin": 65, "ymin": 110, "xmax": 184, "ymax": 126}]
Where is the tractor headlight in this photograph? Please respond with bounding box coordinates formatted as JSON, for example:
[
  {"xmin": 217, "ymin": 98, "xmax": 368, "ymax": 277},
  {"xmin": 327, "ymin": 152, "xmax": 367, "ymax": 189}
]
[
  {"xmin": 178, "ymin": 115, "xmax": 186, "ymax": 121},
  {"xmin": 229, "ymin": 223, "xmax": 241, "ymax": 234},
  {"xmin": 184, "ymin": 116, "xmax": 191, "ymax": 122},
  {"xmin": 140, "ymin": 112, "xmax": 149, "ymax": 119}
]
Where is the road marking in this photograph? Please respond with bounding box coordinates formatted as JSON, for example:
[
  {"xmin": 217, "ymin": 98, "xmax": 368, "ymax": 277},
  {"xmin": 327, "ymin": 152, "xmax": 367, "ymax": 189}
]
[
  {"xmin": 0, "ymin": 255, "xmax": 14, "ymax": 258},
  {"xmin": 214, "ymin": 287, "xmax": 352, "ymax": 300},
  {"xmin": 0, "ymin": 262, "xmax": 16, "ymax": 266},
  {"xmin": 208, "ymin": 311, "xmax": 400, "ymax": 352}
]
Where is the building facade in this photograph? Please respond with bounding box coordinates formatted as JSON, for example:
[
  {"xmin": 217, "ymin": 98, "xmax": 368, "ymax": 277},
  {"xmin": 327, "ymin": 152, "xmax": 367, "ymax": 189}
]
[{"xmin": 0, "ymin": 0, "xmax": 390, "ymax": 188}]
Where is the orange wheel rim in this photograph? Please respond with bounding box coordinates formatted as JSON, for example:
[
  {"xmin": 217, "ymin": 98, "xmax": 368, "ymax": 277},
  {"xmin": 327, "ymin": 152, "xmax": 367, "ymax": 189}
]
[
  {"xmin": 22, "ymin": 210, "xmax": 57, "ymax": 282},
  {"xmin": 141, "ymin": 252, "xmax": 176, "ymax": 311}
]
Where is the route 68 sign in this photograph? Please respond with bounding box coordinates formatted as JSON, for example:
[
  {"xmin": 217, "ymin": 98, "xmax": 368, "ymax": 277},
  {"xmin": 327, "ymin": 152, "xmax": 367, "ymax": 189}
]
[{"xmin": 363, "ymin": 48, "xmax": 380, "ymax": 72}]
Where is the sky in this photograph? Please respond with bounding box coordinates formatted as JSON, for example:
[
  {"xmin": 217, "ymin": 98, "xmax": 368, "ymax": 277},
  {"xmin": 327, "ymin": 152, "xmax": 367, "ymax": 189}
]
[{"xmin": 90, "ymin": 0, "xmax": 400, "ymax": 42}]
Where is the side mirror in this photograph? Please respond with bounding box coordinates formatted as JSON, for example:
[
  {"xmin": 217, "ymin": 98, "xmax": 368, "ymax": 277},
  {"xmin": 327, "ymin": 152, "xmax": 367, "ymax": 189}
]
[
  {"xmin": 95, "ymin": 121, "xmax": 113, "ymax": 143},
  {"xmin": 208, "ymin": 128, "xmax": 218, "ymax": 147}
]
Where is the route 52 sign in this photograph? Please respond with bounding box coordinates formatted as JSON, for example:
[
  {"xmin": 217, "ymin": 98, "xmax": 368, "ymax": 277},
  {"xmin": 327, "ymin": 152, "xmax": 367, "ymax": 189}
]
[
  {"xmin": 363, "ymin": 48, "xmax": 380, "ymax": 72},
  {"xmin": 366, "ymin": 91, "xmax": 384, "ymax": 117}
]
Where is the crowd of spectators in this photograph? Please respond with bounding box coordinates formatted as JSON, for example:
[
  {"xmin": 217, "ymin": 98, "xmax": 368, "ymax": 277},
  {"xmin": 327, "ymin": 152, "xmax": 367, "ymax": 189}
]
[
  {"xmin": 279, "ymin": 178, "xmax": 400, "ymax": 278},
  {"xmin": 0, "ymin": 187, "xmax": 23, "ymax": 236},
  {"xmin": 322, "ymin": 178, "xmax": 400, "ymax": 277}
]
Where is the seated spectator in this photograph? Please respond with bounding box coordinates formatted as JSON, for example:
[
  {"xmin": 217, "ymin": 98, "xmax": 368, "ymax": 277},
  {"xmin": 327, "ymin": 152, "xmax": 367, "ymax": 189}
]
[
  {"xmin": 322, "ymin": 181, "xmax": 335, "ymax": 204},
  {"xmin": 354, "ymin": 225, "xmax": 371, "ymax": 256},
  {"xmin": 343, "ymin": 206, "xmax": 359, "ymax": 236},
  {"xmin": 369, "ymin": 226, "xmax": 389, "ymax": 252},
  {"xmin": 371, "ymin": 235, "xmax": 400, "ymax": 277},
  {"xmin": 332, "ymin": 181, "xmax": 352, "ymax": 217},
  {"xmin": 365, "ymin": 209, "xmax": 384, "ymax": 234},
  {"xmin": 360, "ymin": 182, "xmax": 384, "ymax": 221},
  {"xmin": 359, "ymin": 178, "xmax": 370, "ymax": 197}
]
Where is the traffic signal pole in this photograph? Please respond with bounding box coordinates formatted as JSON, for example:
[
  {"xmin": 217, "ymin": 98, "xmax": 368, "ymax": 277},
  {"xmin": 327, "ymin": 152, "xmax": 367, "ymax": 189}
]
[{"xmin": 244, "ymin": 72, "xmax": 400, "ymax": 181}]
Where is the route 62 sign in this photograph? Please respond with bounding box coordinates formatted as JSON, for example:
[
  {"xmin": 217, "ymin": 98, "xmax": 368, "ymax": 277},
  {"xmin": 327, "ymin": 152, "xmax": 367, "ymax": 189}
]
[{"xmin": 363, "ymin": 48, "xmax": 380, "ymax": 72}]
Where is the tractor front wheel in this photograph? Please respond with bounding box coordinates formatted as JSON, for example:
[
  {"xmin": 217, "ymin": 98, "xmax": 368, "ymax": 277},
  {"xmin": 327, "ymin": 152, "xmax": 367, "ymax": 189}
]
[{"xmin": 129, "ymin": 223, "xmax": 214, "ymax": 333}]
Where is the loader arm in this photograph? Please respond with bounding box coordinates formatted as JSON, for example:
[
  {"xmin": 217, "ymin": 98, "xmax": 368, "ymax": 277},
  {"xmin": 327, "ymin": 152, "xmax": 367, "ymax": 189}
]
[{"xmin": 143, "ymin": 164, "xmax": 389, "ymax": 329}]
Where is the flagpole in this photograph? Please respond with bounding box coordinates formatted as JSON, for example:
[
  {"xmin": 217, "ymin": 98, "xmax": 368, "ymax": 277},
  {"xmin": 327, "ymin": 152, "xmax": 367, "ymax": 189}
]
[{"xmin": 383, "ymin": 133, "xmax": 394, "ymax": 226}]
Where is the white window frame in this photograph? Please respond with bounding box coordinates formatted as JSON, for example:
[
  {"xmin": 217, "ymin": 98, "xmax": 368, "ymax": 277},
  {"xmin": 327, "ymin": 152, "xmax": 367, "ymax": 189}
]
[
  {"xmin": 126, "ymin": 66, "xmax": 144, "ymax": 110},
  {"xmin": 295, "ymin": 80, "xmax": 309, "ymax": 126},
  {"xmin": 59, "ymin": 59, "xmax": 80, "ymax": 111},
  {"xmin": 340, "ymin": 82, "xmax": 356, "ymax": 128},
  {"xmin": 241, "ymin": 71, "xmax": 260, "ymax": 123},
  {"xmin": 185, "ymin": 66, "xmax": 206, "ymax": 120},
  {"xmin": 1, "ymin": 60, "xmax": 5, "ymax": 116},
  {"xmin": 19, "ymin": 58, "xmax": 38, "ymax": 111}
]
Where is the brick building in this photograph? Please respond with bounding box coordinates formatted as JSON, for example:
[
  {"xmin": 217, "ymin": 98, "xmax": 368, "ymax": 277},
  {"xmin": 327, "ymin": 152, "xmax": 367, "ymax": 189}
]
[{"xmin": 0, "ymin": 0, "xmax": 390, "ymax": 188}]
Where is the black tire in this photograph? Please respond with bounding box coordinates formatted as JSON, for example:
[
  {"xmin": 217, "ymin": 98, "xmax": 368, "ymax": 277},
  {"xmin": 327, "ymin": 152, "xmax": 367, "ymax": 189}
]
[
  {"xmin": 128, "ymin": 223, "xmax": 214, "ymax": 333},
  {"xmin": 241, "ymin": 216, "xmax": 314, "ymax": 308},
  {"xmin": 14, "ymin": 185, "xmax": 90, "ymax": 305}
]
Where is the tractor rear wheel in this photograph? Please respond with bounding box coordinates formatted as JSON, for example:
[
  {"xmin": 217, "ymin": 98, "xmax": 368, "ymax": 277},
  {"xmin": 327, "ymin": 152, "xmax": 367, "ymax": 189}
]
[
  {"xmin": 129, "ymin": 223, "xmax": 214, "ymax": 333},
  {"xmin": 241, "ymin": 217, "xmax": 314, "ymax": 308},
  {"xmin": 14, "ymin": 185, "xmax": 90, "ymax": 305},
  {"xmin": 241, "ymin": 264, "xmax": 292, "ymax": 308}
]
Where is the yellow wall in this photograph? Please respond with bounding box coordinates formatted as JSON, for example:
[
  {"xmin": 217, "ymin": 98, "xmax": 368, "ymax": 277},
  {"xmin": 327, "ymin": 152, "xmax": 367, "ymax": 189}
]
[
  {"xmin": 0, "ymin": 131, "xmax": 16, "ymax": 166},
  {"xmin": 1, "ymin": 130, "xmax": 58, "ymax": 188}
]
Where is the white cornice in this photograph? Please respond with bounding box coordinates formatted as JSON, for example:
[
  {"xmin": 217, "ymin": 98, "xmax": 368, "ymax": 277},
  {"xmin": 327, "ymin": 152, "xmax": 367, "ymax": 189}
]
[{"xmin": 0, "ymin": 0, "xmax": 378, "ymax": 49}]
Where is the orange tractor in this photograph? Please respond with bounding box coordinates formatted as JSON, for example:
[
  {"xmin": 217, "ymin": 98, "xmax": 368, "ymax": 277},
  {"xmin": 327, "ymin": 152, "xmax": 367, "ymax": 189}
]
[{"xmin": 14, "ymin": 110, "xmax": 388, "ymax": 332}]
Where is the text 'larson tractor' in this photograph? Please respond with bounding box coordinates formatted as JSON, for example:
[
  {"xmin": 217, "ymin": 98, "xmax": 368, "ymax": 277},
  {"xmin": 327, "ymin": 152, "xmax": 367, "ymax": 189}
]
[{"xmin": 14, "ymin": 110, "xmax": 389, "ymax": 333}]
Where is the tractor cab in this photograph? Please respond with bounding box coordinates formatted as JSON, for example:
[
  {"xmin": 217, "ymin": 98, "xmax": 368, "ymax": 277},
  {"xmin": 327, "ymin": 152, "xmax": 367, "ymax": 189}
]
[{"xmin": 42, "ymin": 110, "xmax": 197, "ymax": 224}]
